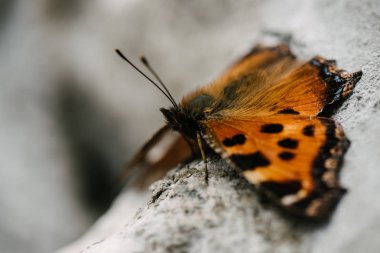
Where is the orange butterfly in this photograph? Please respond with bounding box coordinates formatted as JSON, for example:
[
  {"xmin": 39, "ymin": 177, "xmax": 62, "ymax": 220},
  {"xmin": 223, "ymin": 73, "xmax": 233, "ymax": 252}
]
[{"xmin": 116, "ymin": 44, "xmax": 362, "ymax": 219}]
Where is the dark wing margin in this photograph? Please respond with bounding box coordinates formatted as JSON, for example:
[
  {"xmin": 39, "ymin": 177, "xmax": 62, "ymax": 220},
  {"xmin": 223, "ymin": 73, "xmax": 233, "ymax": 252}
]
[
  {"xmin": 270, "ymin": 55, "xmax": 362, "ymax": 117},
  {"xmin": 310, "ymin": 56, "xmax": 363, "ymax": 116}
]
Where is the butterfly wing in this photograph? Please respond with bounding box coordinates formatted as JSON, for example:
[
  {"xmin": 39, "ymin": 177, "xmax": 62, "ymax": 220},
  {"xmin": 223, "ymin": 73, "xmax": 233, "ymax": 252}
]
[
  {"xmin": 187, "ymin": 45, "xmax": 361, "ymax": 218},
  {"xmin": 181, "ymin": 45, "xmax": 362, "ymax": 118},
  {"xmin": 181, "ymin": 44, "xmax": 298, "ymax": 108},
  {"xmin": 121, "ymin": 125, "xmax": 195, "ymax": 188},
  {"xmin": 202, "ymin": 115, "xmax": 348, "ymax": 218}
]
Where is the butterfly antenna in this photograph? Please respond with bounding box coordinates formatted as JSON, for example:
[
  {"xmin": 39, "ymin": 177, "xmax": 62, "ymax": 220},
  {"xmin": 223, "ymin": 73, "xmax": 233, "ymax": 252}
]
[
  {"xmin": 140, "ymin": 55, "xmax": 178, "ymax": 109},
  {"xmin": 115, "ymin": 49, "xmax": 177, "ymax": 108}
]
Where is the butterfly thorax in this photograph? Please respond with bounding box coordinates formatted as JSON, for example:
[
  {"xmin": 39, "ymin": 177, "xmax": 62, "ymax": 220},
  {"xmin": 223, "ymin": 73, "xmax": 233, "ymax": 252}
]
[{"xmin": 160, "ymin": 106, "xmax": 205, "ymax": 140}]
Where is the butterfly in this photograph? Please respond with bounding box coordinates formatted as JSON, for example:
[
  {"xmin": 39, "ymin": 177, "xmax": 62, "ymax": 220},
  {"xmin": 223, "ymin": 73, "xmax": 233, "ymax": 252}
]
[{"xmin": 116, "ymin": 44, "xmax": 362, "ymax": 219}]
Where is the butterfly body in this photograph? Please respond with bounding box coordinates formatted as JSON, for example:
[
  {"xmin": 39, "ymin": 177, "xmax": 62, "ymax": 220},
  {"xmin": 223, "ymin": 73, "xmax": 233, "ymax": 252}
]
[{"xmin": 122, "ymin": 44, "xmax": 362, "ymax": 219}]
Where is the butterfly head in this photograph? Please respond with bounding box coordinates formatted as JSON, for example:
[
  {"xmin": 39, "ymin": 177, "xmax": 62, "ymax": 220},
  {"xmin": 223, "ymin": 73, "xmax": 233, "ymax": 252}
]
[{"xmin": 160, "ymin": 106, "xmax": 202, "ymax": 139}]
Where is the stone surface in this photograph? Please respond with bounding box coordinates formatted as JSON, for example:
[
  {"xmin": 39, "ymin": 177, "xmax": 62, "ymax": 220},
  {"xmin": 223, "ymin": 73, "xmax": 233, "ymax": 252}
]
[
  {"xmin": 1, "ymin": 0, "xmax": 379, "ymax": 253},
  {"xmin": 67, "ymin": 159, "xmax": 309, "ymax": 253}
]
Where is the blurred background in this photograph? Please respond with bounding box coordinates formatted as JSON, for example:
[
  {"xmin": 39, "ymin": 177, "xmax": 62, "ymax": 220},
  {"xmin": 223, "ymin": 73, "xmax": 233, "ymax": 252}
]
[{"xmin": 0, "ymin": 0, "xmax": 379, "ymax": 253}]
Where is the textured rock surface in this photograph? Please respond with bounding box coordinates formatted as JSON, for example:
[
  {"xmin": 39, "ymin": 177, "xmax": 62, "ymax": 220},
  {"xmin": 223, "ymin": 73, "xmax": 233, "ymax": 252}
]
[
  {"xmin": 1, "ymin": 0, "xmax": 379, "ymax": 253},
  {"xmin": 65, "ymin": 159, "xmax": 318, "ymax": 253}
]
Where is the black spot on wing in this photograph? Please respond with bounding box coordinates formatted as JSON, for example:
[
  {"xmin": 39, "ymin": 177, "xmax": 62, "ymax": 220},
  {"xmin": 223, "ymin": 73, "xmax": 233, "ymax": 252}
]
[
  {"xmin": 278, "ymin": 138, "xmax": 298, "ymax": 149},
  {"xmin": 231, "ymin": 151, "xmax": 270, "ymax": 171},
  {"xmin": 222, "ymin": 138, "xmax": 234, "ymax": 147},
  {"xmin": 303, "ymin": 125, "xmax": 315, "ymax": 137},
  {"xmin": 233, "ymin": 134, "xmax": 246, "ymax": 144},
  {"xmin": 222, "ymin": 134, "xmax": 246, "ymax": 147},
  {"xmin": 260, "ymin": 124, "xmax": 283, "ymax": 133},
  {"xmin": 261, "ymin": 181, "xmax": 302, "ymax": 198},
  {"xmin": 278, "ymin": 152, "xmax": 295, "ymax": 160},
  {"xmin": 277, "ymin": 108, "xmax": 300, "ymax": 115}
]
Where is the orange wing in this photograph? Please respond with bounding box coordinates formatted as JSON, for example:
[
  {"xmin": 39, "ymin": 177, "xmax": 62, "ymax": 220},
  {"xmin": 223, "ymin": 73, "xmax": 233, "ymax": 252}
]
[
  {"xmin": 180, "ymin": 44, "xmax": 361, "ymax": 218},
  {"xmin": 181, "ymin": 45, "xmax": 362, "ymax": 118},
  {"xmin": 181, "ymin": 44, "xmax": 297, "ymax": 108},
  {"xmin": 202, "ymin": 115, "xmax": 348, "ymax": 218}
]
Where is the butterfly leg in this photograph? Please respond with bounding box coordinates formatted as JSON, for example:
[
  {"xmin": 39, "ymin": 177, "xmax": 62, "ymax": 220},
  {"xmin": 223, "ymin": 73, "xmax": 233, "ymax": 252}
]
[{"xmin": 197, "ymin": 132, "xmax": 208, "ymax": 185}]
